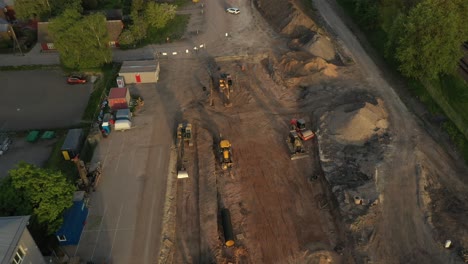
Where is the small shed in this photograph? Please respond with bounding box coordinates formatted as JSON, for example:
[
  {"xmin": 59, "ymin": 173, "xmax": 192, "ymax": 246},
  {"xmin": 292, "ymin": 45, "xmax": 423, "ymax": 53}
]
[
  {"xmin": 108, "ymin": 87, "xmax": 131, "ymax": 110},
  {"xmin": 55, "ymin": 191, "xmax": 89, "ymax": 246},
  {"xmin": 119, "ymin": 60, "xmax": 160, "ymax": 84},
  {"xmin": 61, "ymin": 128, "xmax": 83, "ymax": 160}
]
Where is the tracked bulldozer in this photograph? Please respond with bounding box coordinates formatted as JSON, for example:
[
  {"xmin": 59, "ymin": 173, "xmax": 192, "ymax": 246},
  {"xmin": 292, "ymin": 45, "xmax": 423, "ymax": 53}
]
[
  {"xmin": 219, "ymin": 139, "xmax": 233, "ymax": 170},
  {"xmin": 177, "ymin": 123, "xmax": 193, "ymax": 147},
  {"xmin": 286, "ymin": 130, "xmax": 309, "ymax": 160}
]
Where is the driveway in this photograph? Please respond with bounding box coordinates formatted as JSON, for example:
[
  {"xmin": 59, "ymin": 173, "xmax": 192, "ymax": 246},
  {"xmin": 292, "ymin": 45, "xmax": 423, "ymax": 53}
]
[
  {"xmin": 0, "ymin": 69, "xmax": 92, "ymax": 131},
  {"xmin": 64, "ymin": 82, "xmax": 178, "ymax": 263}
]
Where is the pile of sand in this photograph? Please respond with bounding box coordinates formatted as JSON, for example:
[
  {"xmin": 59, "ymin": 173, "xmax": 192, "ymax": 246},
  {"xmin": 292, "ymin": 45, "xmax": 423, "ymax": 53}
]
[
  {"xmin": 303, "ymin": 34, "xmax": 336, "ymax": 61},
  {"xmin": 279, "ymin": 52, "xmax": 338, "ymax": 79},
  {"xmin": 325, "ymin": 99, "xmax": 388, "ymax": 145}
]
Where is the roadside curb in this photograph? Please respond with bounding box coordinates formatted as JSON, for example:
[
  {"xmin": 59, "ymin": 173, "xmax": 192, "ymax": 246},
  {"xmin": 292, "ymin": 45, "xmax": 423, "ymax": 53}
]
[{"xmin": 158, "ymin": 144, "xmax": 178, "ymax": 263}]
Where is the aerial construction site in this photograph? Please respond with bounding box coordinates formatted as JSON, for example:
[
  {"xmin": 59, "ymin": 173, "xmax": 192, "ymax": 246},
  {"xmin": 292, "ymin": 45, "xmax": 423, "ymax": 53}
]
[{"xmin": 148, "ymin": 0, "xmax": 468, "ymax": 264}]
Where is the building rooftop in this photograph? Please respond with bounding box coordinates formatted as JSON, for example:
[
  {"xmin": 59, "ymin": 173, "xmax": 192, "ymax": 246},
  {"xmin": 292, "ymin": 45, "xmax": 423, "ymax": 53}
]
[
  {"xmin": 0, "ymin": 216, "xmax": 30, "ymax": 264},
  {"xmin": 120, "ymin": 60, "xmax": 159, "ymax": 73}
]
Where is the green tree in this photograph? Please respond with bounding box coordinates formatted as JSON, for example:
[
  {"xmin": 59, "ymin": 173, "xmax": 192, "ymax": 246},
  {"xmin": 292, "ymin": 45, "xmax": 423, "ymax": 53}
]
[
  {"xmin": 49, "ymin": 9, "xmax": 111, "ymax": 70},
  {"xmin": 14, "ymin": 0, "xmax": 51, "ymax": 20},
  {"xmin": 129, "ymin": 10, "xmax": 148, "ymax": 42},
  {"xmin": 145, "ymin": 2, "xmax": 177, "ymax": 29},
  {"xmin": 354, "ymin": 0, "xmax": 379, "ymax": 30},
  {"xmin": 9, "ymin": 162, "xmax": 76, "ymax": 233},
  {"xmin": 49, "ymin": 0, "xmax": 82, "ymax": 17},
  {"xmin": 395, "ymin": 0, "xmax": 468, "ymax": 80},
  {"xmin": 131, "ymin": 0, "xmax": 145, "ymax": 14},
  {"xmin": 118, "ymin": 29, "xmax": 136, "ymax": 46},
  {"xmin": 80, "ymin": 13, "xmax": 112, "ymax": 66},
  {"xmin": 0, "ymin": 177, "xmax": 32, "ymax": 216}
]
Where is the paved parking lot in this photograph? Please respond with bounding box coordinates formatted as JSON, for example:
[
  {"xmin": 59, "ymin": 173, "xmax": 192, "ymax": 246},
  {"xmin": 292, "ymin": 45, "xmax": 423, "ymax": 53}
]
[
  {"xmin": 65, "ymin": 83, "xmax": 177, "ymax": 263},
  {"xmin": 0, "ymin": 69, "xmax": 93, "ymax": 131},
  {"xmin": 0, "ymin": 136, "xmax": 56, "ymax": 178}
]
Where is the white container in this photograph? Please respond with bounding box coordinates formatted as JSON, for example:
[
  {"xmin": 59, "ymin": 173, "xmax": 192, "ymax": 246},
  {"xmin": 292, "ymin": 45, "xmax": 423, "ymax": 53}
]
[
  {"xmin": 114, "ymin": 120, "xmax": 132, "ymax": 131},
  {"xmin": 445, "ymin": 240, "xmax": 452, "ymax": 249}
]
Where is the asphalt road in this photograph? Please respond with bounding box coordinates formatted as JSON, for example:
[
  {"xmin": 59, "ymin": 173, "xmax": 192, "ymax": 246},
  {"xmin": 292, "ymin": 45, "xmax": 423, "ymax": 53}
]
[{"xmin": 66, "ymin": 83, "xmax": 176, "ymax": 263}]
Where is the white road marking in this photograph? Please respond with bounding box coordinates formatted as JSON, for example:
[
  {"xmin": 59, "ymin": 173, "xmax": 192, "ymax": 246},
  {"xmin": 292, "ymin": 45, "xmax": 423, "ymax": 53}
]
[
  {"xmin": 144, "ymin": 146, "xmax": 164, "ymax": 263},
  {"xmin": 91, "ymin": 205, "xmax": 108, "ymax": 260},
  {"xmin": 108, "ymin": 204, "xmax": 124, "ymax": 260}
]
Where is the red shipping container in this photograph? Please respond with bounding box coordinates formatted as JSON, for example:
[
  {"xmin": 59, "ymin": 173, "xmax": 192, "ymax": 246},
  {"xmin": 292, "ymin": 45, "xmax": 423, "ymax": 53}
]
[{"xmin": 108, "ymin": 87, "xmax": 131, "ymax": 110}]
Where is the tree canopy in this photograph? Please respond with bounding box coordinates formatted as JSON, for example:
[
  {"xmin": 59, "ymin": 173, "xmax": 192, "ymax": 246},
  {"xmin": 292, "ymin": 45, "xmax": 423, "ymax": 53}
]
[
  {"xmin": 7, "ymin": 162, "xmax": 76, "ymax": 233},
  {"xmin": 145, "ymin": 3, "xmax": 177, "ymax": 29},
  {"xmin": 119, "ymin": 2, "xmax": 177, "ymax": 46},
  {"xmin": 14, "ymin": 0, "xmax": 82, "ymax": 20},
  {"xmin": 49, "ymin": 9, "xmax": 111, "ymax": 70},
  {"xmin": 395, "ymin": 0, "xmax": 468, "ymax": 80},
  {"xmin": 14, "ymin": 0, "xmax": 50, "ymax": 20}
]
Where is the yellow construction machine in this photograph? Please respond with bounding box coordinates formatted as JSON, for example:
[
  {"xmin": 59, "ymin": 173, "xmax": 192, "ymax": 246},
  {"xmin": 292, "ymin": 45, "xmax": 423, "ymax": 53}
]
[
  {"xmin": 219, "ymin": 139, "xmax": 233, "ymax": 170},
  {"xmin": 176, "ymin": 123, "xmax": 193, "ymax": 179},
  {"xmin": 177, "ymin": 123, "xmax": 193, "ymax": 147},
  {"xmin": 286, "ymin": 130, "xmax": 309, "ymax": 160},
  {"xmin": 219, "ymin": 73, "xmax": 233, "ymax": 107}
]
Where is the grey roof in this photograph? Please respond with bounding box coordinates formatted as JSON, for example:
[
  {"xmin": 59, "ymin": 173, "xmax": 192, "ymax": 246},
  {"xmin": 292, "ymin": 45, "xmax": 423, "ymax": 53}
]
[
  {"xmin": 120, "ymin": 60, "xmax": 159, "ymax": 73},
  {"xmin": 0, "ymin": 216, "xmax": 30, "ymax": 264}
]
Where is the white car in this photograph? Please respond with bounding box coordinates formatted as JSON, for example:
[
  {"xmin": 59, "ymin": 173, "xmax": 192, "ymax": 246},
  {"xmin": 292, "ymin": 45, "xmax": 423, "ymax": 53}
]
[{"xmin": 226, "ymin": 8, "xmax": 240, "ymax": 15}]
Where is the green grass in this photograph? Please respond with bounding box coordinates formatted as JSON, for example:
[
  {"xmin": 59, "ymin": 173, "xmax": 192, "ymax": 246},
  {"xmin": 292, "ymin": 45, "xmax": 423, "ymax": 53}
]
[
  {"xmin": 144, "ymin": 14, "xmax": 190, "ymax": 45},
  {"xmin": 173, "ymin": 0, "xmax": 192, "ymax": 7},
  {"xmin": 81, "ymin": 63, "xmax": 121, "ymax": 121},
  {"xmin": 44, "ymin": 132, "xmax": 78, "ymax": 182},
  {"xmin": 0, "ymin": 65, "xmax": 60, "ymax": 71}
]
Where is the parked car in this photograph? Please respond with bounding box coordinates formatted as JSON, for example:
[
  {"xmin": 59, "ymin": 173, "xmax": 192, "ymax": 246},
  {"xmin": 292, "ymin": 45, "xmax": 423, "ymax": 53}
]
[
  {"xmin": 67, "ymin": 76, "xmax": 87, "ymax": 84},
  {"xmin": 226, "ymin": 8, "xmax": 240, "ymax": 15}
]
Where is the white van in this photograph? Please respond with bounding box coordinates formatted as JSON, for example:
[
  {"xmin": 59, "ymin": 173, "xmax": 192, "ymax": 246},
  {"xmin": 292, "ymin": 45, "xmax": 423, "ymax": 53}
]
[{"xmin": 114, "ymin": 119, "xmax": 132, "ymax": 131}]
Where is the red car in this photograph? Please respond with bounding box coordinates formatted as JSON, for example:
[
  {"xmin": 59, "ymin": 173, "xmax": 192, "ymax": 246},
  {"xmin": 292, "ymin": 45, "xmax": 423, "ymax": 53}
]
[{"xmin": 67, "ymin": 76, "xmax": 87, "ymax": 84}]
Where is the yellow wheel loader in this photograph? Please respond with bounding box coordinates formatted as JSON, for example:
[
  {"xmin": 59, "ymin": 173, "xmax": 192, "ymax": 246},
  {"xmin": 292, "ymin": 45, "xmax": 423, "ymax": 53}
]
[{"xmin": 219, "ymin": 139, "xmax": 233, "ymax": 170}]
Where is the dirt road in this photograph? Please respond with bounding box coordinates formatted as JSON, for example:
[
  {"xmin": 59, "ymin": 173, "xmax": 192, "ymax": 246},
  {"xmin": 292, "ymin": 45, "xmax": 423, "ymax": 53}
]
[{"xmin": 313, "ymin": 0, "xmax": 468, "ymax": 263}]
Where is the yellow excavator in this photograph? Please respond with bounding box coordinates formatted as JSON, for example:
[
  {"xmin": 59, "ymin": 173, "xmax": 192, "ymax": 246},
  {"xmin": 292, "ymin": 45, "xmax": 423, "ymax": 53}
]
[{"xmin": 219, "ymin": 139, "xmax": 233, "ymax": 170}]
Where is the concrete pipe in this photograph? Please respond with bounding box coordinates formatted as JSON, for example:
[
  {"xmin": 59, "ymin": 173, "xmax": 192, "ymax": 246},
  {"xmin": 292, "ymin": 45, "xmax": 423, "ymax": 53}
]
[
  {"xmin": 221, "ymin": 208, "xmax": 235, "ymax": 247},
  {"xmin": 354, "ymin": 196, "xmax": 362, "ymax": 205}
]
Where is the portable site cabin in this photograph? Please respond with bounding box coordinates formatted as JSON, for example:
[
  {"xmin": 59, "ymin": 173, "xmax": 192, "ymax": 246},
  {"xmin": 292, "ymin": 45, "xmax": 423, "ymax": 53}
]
[
  {"xmin": 108, "ymin": 87, "xmax": 131, "ymax": 110},
  {"xmin": 114, "ymin": 119, "xmax": 131, "ymax": 131},
  {"xmin": 61, "ymin": 129, "xmax": 83, "ymax": 160},
  {"xmin": 115, "ymin": 108, "xmax": 132, "ymax": 121},
  {"xmin": 118, "ymin": 60, "xmax": 160, "ymax": 84},
  {"xmin": 55, "ymin": 191, "xmax": 88, "ymax": 246}
]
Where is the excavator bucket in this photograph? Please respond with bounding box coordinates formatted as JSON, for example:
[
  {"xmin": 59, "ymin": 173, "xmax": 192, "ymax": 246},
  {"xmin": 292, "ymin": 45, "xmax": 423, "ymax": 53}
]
[
  {"xmin": 177, "ymin": 169, "xmax": 189, "ymax": 179},
  {"xmin": 290, "ymin": 152, "xmax": 310, "ymax": 160}
]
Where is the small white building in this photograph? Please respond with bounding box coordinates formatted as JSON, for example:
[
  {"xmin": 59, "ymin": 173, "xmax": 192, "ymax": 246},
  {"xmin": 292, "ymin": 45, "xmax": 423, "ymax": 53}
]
[
  {"xmin": 119, "ymin": 60, "xmax": 160, "ymax": 84},
  {"xmin": 0, "ymin": 216, "xmax": 45, "ymax": 264}
]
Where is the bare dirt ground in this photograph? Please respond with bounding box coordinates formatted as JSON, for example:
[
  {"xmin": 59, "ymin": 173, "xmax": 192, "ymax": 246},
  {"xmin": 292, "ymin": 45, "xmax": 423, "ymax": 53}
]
[{"xmin": 165, "ymin": 0, "xmax": 468, "ymax": 263}]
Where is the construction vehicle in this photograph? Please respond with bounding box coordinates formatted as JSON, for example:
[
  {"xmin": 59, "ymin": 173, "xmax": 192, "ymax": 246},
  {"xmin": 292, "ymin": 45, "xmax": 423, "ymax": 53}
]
[
  {"xmin": 176, "ymin": 123, "xmax": 193, "ymax": 179},
  {"xmin": 177, "ymin": 123, "xmax": 193, "ymax": 147},
  {"xmin": 72, "ymin": 156, "xmax": 102, "ymax": 192},
  {"xmin": 219, "ymin": 139, "xmax": 233, "ymax": 170},
  {"xmin": 290, "ymin": 118, "xmax": 315, "ymax": 141},
  {"xmin": 286, "ymin": 130, "xmax": 309, "ymax": 160},
  {"xmin": 219, "ymin": 73, "xmax": 233, "ymax": 107}
]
